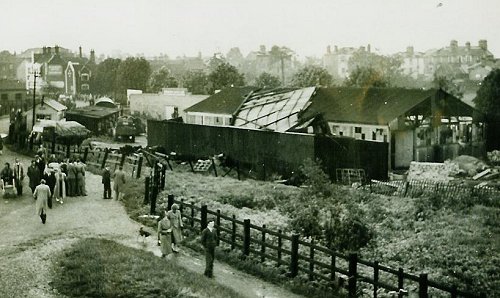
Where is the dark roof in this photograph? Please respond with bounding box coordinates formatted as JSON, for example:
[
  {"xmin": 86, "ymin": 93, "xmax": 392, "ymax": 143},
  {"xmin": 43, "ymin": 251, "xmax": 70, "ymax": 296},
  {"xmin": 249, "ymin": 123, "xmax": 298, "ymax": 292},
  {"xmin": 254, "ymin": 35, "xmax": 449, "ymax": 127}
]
[
  {"xmin": 66, "ymin": 106, "xmax": 119, "ymax": 119},
  {"xmin": 185, "ymin": 86, "xmax": 259, "ymax": 114},
  {"xmin": 0, "ymin": 79, "xmax": 25, "ymax": 91},
  {"xmin": 304, "ymin": 87, "xmax": 476, "ymax": 125}
]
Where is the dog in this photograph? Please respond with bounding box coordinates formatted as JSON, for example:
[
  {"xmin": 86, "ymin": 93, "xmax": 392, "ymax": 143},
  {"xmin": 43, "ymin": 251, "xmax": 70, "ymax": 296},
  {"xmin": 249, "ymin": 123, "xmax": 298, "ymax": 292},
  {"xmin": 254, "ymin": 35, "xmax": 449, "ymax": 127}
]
[{"xmin": 138, "ymin": 227, "xmax": 151, "ymax": 243}]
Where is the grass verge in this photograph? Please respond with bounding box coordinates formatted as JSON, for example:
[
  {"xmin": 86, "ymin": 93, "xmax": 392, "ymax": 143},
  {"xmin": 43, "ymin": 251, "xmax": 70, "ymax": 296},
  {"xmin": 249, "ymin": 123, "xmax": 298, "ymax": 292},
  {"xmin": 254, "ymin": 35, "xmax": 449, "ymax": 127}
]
[{"xmin": 51, "ymin": 237, "xmax": 243, "ymax": 298}]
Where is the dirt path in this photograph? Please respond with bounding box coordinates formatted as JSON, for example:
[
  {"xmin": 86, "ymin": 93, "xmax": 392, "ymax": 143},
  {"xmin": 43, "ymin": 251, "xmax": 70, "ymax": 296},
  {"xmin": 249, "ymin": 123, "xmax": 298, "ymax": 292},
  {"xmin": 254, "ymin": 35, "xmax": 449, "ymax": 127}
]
[{"xmin": 0, "ymin": 146, "xmax": 303, "ymax": 298}]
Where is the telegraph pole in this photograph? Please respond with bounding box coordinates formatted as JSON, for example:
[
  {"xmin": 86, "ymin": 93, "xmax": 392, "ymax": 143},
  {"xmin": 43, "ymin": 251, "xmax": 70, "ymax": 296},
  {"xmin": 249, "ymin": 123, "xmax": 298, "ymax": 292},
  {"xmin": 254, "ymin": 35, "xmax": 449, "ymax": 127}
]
[{"xmin": 31, "ymin": 71, "xmax": 40, "ymax": 130}]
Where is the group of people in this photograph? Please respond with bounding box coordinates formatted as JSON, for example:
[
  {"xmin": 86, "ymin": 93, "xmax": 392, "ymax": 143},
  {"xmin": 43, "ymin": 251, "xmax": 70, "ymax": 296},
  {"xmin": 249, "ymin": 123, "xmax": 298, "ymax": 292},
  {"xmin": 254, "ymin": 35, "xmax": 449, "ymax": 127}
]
[
  {"xmin": 156, "ymin": 204, "xmax": 218, "ymax": 278},
  {"xmin": 101, "ymin": 165, "xmax": 127, "ymax": 200}
]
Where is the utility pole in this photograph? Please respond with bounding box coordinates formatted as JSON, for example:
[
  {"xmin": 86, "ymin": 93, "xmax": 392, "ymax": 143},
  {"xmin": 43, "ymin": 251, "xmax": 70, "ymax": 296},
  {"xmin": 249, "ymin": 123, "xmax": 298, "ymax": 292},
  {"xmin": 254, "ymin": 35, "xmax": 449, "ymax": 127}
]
[{"xmin": 31, "ymin": 71, "xmax": 40, "ymax": 130}]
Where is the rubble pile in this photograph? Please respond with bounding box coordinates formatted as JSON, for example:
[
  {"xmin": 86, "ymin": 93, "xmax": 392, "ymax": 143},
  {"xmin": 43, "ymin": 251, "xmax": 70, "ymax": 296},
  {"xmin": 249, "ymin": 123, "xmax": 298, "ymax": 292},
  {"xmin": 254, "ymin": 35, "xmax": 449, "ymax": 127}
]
[
  {"xmin": 407, "ymin": 161, "xmax": 459, "ymax": 182},
  {"xmin": 448, "ymin": 155, "xmax": 489, "ymax": 177}
]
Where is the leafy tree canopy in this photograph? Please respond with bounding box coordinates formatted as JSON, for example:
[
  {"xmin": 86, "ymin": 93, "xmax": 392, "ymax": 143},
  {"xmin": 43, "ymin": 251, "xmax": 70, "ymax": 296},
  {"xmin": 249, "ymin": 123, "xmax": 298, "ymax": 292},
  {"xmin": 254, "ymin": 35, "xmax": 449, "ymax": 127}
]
[
  {"xmin": 91, "ymin": 58, "xmax": 122, "ymax": 97},
  {"xmin": 116, "ymin": 57, "xmax": 151, "ymax": 102},
  {"xmin": 344, "ymin": 66, "xmax": 388, "ymax": 88},
  {"xmin": 474, "ymin": 69, "xmax": 500, "ymax": 119},
  {"xmin": 182, "ymin": 70, "xmax": 209, "ymax": 95},
  {"xmin": 148, "ymin": 66, "xmax": 178, "ymax": 93},
  {"xmin": 291, "ymin": 65, "xmax": 333, "ymax": 88},
  {"xmin": 207, "ymin": 62, "xmax": 245, "ymax": 94},
  {"xmin": 254, "ymin": 72, "xmax": 281, "ymax": 89},
  {"xmin": 347, "ymin": 51, "xmax": 402, "ymax": 87}
]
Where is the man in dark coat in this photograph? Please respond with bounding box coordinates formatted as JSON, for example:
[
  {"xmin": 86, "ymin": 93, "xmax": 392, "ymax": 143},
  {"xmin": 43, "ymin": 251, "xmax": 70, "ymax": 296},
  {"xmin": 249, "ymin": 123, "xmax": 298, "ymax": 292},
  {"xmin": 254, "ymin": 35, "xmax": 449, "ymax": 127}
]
[
  {"xmin": 27, "ymin": 160, "xmax": 40, "ymax": 194},
  {"xmin": 13, "ymin": 158, "xmax": 24, "ymax": 196},
  {"xmin": 102, "ymin": 166, "xmax": 111, "ymax": 199},
  {"xmin": 200, "ymin": 220, "xmax": 218, "ymax": 278}
]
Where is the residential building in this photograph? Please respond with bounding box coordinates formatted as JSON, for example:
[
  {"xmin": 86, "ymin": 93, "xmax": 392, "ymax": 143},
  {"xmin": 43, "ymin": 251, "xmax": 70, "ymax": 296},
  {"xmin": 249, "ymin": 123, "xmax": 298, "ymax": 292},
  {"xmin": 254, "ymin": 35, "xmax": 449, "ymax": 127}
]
[
  {"xmin": 0, "ymin": 51, "xmax": 22, "ymax": 80},
  {"xmin": 0, "ymin": 79, "xmax": 28, "ymax": 115},
  {"xmin": 25, "ymin": 98, "xmax": 67, "ymax": 130},
  {"xmin": 394, "ymin": 46, "xmax": 426, "ymax": 79},
  {"xmin": 322, "ymin": 45, "xmax": 367, "ymax": 79}
]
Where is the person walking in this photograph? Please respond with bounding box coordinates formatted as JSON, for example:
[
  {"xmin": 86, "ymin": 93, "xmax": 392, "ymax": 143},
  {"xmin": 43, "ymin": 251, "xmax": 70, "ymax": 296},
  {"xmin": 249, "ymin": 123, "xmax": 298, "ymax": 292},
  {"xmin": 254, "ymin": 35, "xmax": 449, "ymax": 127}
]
[
  {"xmin": 157, "ymin": 210, "xmax": 173, "ymax": 258},
  {"xmin": 167, "ymin": 204, "xmax": 183, "ymax": 252},
  {"xmin": 53, "ymin": 168, "xmax": 66, "ymax": 204},
  {"xmin": 13, "ymin": 158, "xmax": 24, "ymax": 196},
  {"xmin": 201, "ymin": 220, "xmax": 218, "ymax": 278},
  {"xmin": 113, "ymin": 166, "xmax": 126, "ymax": 201},
  {"xmin": 102, "ymin": 166, "xmax": 111, "ymax": 199},
  {"xmin": 67, "ymin": 159, "xmax": 76, "ymax": 197},
  {"xmin": 43, "ymin": 167, "xmax": 56, "ymax": 209},
  {"xmin": 35, "ymin": 155, "xmax": 45, "ymax": 178},
  {"xmin": 33, "ymin": 179, "xmax": 51, "ymax": 224},
  {"xmin": 1, "ymin": 162, "xmax": 14, "ymax": 188},
  {"xmin": 27, "ymin": 160, "xmax": 40, "ymax": 194},
  {"xmin": 76, "ymin": 159, "xmax": 87, "ymax": 196}
]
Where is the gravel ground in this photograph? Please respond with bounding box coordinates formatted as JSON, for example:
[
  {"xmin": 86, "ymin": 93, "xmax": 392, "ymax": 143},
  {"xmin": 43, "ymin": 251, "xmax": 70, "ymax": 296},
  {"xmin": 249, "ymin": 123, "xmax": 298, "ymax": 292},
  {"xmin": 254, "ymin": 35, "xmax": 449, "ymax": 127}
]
[{"xmin": 0, "ymin": 145, "xmax": 304, "ymax": 298}]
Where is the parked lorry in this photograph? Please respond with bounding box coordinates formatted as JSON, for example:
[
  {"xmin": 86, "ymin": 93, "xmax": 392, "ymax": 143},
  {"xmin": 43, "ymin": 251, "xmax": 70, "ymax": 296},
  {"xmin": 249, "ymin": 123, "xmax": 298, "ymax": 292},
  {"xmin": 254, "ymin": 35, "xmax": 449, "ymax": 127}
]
[{"xmin": 113, "ymin": 116, "xmax": 144, "ymax": 142}]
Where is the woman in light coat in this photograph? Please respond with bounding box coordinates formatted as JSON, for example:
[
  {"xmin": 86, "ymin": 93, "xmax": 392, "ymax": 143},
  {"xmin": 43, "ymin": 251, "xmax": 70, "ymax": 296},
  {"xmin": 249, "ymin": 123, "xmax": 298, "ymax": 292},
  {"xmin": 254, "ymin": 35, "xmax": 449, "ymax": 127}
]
[
  {"xmin": 34, "ymin": 179, "xmax": 51, "ymax": 224},
  {"xmin": 167, "ymin": 203, "xmax": 183, "ymax": 252},
  {"xmin": 157, "ymin": 210, "xmax": 173, "ymax": 258}
]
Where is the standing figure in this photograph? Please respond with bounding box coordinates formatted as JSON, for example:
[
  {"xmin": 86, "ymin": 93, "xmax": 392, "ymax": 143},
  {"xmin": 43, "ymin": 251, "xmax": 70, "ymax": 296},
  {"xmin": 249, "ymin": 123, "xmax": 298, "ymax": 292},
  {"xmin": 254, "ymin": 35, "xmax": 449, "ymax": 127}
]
[
  {"xmin": 27, "ymin": 160, "xmax": 40, "ymax": 194},
  {"xmin": 1, "ymin": 162, "xmax": 14, "ymax": 188},
  {"xmin": 35, "ymin": 155, "xmax": 45, "ymax": 178},
  {"xmin": 67, "ymin": 160, "xmax": 76, "ymax": 197},
  {"xmin": 13, "ymin": 158, "xmax": 24, "ymax": 196},
  {"xmin": 43, "ymin": 167, "xmax": 56, "ymax": 209},
  {"xmin": 157, "ymin": 210, "xmax": 173, "ymax": 258},
  {"xmin": 201, "ymin": 220, "xmax": 218, "ymax": 278},
  {"xmin": 102, "ymin": 166, "xmax": 111, "ymax": 199},
  {"xmin": 33, "ymin": 179, "xmax": 51, "ymax": 224},
  {"xmin": 53, "ymin": 168, "xmax": 66, "ymax": 204},
  {"xmin": 113, "ymin": 166, "xmax": 126, "ymax": 201},
  {"xmin": 167, "ymin": 204, "xmax": 183, "ymax": 252},
  {"xmin": 76, "ymin": 159, "xmax": 86, "ymax": 196},
  {"xmin": 37, "ymin": 144, "xmax": 48, "ymax": 161}
]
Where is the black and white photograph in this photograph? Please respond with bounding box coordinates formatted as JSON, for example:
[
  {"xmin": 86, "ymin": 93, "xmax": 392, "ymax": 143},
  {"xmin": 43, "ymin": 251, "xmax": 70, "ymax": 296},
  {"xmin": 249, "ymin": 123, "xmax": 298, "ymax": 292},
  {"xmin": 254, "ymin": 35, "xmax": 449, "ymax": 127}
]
[{"xmin": 0, "ymin": 0, "xmax": 498, "ymax": 297}]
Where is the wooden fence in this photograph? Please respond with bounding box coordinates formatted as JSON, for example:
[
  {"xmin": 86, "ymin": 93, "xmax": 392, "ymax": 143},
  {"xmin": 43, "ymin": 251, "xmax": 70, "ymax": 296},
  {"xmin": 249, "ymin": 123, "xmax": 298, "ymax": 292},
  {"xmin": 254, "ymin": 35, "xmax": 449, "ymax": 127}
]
[
  {"xmin": 84, "ymin": 148, "xmax": 143, "ymax": 178},
  {"xmin": 166, "ymin": 196, "xmax": 483, "ymax": 298},
  {"xmin": 368, "ymin": 179, "xmax": 500, "ymax": 206}
]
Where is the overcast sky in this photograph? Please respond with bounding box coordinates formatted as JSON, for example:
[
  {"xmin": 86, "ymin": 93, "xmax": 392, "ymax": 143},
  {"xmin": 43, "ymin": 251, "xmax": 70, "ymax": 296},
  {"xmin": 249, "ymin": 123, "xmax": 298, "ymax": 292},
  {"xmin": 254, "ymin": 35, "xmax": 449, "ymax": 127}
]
[{"xmin": 1, "ymin": 0, "xmax": 499, "ymax": 59}]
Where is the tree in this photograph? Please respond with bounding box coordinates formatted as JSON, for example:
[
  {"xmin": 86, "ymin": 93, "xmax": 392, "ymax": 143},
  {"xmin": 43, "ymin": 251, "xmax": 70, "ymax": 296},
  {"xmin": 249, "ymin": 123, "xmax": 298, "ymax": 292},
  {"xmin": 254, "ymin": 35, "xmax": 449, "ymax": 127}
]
[
  {"xmin": 254, "ymin": 72, "xmax": 281, "ymax": 89},
  {"xmin": 291, "ymin": 65, "xmax": 333, "ymax": 87},
  {"xmin": 269, "ymin": 46, "xmax": 294, "ymax": 84},
  {"xmin": 207, "ymin": 62, "xmax": 245, "ymax": 94},
  {"xmin": 91, "ymin": 58, "xmax": 122, "ymax": 97},
  {"xmin": 116, "ymin": 57, "xmax": 151, "ymax": 103},
  {"xmin": 344, "ymin": 66, "xmax": 388, "ymax": 88},
  {"xmin": 474, "ymin": 69, "xmax": 500, "ymax": 118},
  {"xmin": 226, "ymin": 47, "xmax": 244, "ymax": 68},
  {"xmin": 148, "ymin": 66, "xmax": 178, "ymax": 93},
  {"xmin": 182, "ymin": 70, "xmax": 209, "ymax": 95}
]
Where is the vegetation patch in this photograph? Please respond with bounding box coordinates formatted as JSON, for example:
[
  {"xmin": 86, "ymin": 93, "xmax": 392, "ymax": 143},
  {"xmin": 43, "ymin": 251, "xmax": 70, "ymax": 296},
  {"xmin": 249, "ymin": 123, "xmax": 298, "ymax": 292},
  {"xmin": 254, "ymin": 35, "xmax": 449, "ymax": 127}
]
[{"xmin": 51, "ymin": 238, "xmax": 243, "ymax": 298}]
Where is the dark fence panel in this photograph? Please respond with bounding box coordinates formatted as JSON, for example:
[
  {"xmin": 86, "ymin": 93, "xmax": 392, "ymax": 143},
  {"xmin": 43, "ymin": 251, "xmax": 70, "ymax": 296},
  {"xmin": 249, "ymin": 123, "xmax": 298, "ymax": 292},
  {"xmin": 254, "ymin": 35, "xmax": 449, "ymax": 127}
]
[{"xmin": 148, "ymin": 121, "xmax": 389, "ymax": 180}]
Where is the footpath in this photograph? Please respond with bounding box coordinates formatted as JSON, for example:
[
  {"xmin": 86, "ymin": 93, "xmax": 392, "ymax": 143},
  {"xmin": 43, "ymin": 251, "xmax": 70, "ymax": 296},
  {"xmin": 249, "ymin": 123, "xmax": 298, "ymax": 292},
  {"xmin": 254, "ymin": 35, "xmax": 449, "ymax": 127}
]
[{"xmin": 0, "ymin": 146, "xmax": 303, "ymax": 298}]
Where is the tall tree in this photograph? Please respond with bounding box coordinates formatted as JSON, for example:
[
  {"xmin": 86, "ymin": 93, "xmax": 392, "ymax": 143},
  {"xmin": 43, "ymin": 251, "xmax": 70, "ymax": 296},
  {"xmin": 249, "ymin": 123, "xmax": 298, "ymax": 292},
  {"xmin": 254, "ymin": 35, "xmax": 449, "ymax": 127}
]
[
  {"xmin": 148, "ymin": 66, "xmax": 178, "ymax": 93},
  {"xmin": 254, "ymin": 72, "xmax": 281, "ymax": 89},
  {"xmin": 347, "ymin": 51, "xmax": 402, "ymax": 87},
  {"xmin": 207, "ymin": 62, "xmax": 245, "ymax": 94},
  {"xmin": 474, "ymin": 69, "xmax": 500, "ymax": 150},
  {"xmin": 116, "ymin": 57, "xmax": 151, "ymax": 102},
  {"xmin": 182, "ymin": 70, "xmax": 209, "ymax": 95},
  {"xmin": 344, "ymin": 66, "xmax": 388, "ymax": 88},
  {"xmin": 90, "ymin": 58, "xmax": 122, "ymax": 97},
  {"xmin": 291, "ymin": 65, "xmax": 333, "ymax": 88},
  {"xmin": 269, "ymin": 46, "xmax": 294, "ymax": 84}
]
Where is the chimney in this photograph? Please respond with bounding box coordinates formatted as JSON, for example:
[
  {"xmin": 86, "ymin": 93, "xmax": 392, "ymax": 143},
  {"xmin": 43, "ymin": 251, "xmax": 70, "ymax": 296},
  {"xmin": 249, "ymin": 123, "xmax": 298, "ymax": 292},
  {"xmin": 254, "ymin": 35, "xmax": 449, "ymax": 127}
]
[
  {"xmin": 79, "ymin": 46, "xmax": 82, "ymax": 58},
  {"xmin": 367, "ymin": 44, "xmax": 371, "ymax": 53},
  {"xmin": 479, "ymin": 40, "xmax": 488, "ymax": 51},
  {"xmin": 55, "ymin": 45, "xmax": 59, "ymax": 55},
  {"xmin": 259, "ymin": 45, "xmax": 266, "ymax": 53},
  {"xmin": 327, "ymin": 45, "xmax": 331, "ymax": 54},
  {"xmin": 90, "ymin": 49, "xmax": 95, "ymax": 64},
  {"xmin": 407, "ymin": 46, "xmax": 414, "ymax": 55},
  {"xmin": 47, "ymin": 47, "xmax": 52, "ymax": 54},
  {"xmin": 465, "ymin": 42, "xmax": 471, "ymax": 51},
  {"xmin": 450, "ymin": 40, "xmax": 458, "ymax": 48},
  {"xmin": 334, "ymin": 45, "xmax": 338, "ymax": 53},
  {"xmin": 42, "ymin": 46, "xmax": 46, "ymax": 55}
]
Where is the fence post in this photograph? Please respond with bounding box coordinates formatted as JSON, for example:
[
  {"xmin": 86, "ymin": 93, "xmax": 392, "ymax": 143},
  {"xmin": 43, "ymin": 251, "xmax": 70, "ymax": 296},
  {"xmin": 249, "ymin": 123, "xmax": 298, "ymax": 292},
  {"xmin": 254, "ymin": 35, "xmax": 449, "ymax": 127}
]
[
  {"xmin": 144, "ymin": 176, "xmax": 150, "ymax": 205},
  {"xmin": 418, "ymin": 273, "xmax": 428, "ymax": 298},
  {"xmin": 150, "ymin": 181, "xmax": 157, "ymax": 215},
  {"xmin": 348, "ymin": 253, "xmax": 358, "ymax": 298},
  {"xmin": 120, "ymin": 153, "xmax": 126, "ymax": 167},
  {"xmin": 236, "ymin": 160, "xmax": 240, "ymax": 181},
  {"xmin": 243, "ymin": 219, "xmax": 251, "ymax": 256},
  {"xmin": 211, "ymin": 158, "xmax": 218, "ymax": 177},
  {"xmin": 167, "ymin": 194, "xmax": 174, "ymax": 210},
  {"xmin": 200, "ymin": 205, "xmax": 208, "ymax": 231},
  {"xmin": 231, "ymin": 215, "xmax": 236, "ymax": 250},
  {"xmin": 160, "ymin": 166, "xmax": 166, "ymax": 190},
  {"xmin": 398, "ymin": 267, "xmax": 404, "ymax": 296},
  {"xmin": 277, "ymin": 229, "xmax": 282, "ymax": 266},
  {"xmin": 216, "ymin": 210, "xmax": 221, "ymax": 246},
  {"xmin": 330, "ymin": 254, "xmax": 336, "ymax": 285},
  {"xmin": 450, "ymin": 285, "xmax": 457, "ymax": 298},
  {"xmin": 373, "ymin": 261, "xmax": 379, "ymax": 298},
  {"xmin": 289, "ymin": 234, "xmax": 299, "ymax": 277},
  {"xmin": 66, "ymin": 143, "xmax": 71, "ymax": 158},
  {"xmin": 309, "ymin": 239, "xmax": 315, "ymax": 281},
  {"xmin": 83, "ymin": 147, "xmax": 89, "ymax": 163},
  {"xmin": 101, "ymin": 148, "xmax": 109, "ymax": 169},
  {"xmin": 261, "ymin": 224, "xmax": 266, "ymax": 263},
  {"xmin": 136, "ymin": 155, "xmax": 143, "ymax": 178}
]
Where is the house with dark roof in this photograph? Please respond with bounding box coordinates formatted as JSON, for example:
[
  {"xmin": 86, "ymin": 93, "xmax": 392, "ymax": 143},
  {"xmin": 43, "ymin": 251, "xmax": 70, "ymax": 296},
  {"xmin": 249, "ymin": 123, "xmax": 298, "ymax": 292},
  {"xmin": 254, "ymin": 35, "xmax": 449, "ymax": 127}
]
[
  {"xmin": 65, "ymin": 106, "xmax": 120, "ymax": 136},
  {"xmin": 0, "ymin": 79, "xmax": 27, "ymax": 115},
  {"xmin": 303, "ymin": 87, "xmax": 484, "ymax": 168},
  {"xmin": 184, "ymin": 86, "xmax": 258, "ymax": 126},
  {"xmin": 25, "ymin": 98, "xmax": 67, "ymax": 131}
]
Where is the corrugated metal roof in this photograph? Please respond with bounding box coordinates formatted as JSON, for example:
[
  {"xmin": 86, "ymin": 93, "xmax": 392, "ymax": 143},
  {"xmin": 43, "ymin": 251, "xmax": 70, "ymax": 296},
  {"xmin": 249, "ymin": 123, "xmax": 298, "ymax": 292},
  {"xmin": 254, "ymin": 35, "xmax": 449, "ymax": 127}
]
[
  {"xmin": 185, "ymin": 86, "xmax": 258, "ymax": 114},
  {"xmin": 234, "ymin": 87, "xmax": 316, "ymax": 132}
]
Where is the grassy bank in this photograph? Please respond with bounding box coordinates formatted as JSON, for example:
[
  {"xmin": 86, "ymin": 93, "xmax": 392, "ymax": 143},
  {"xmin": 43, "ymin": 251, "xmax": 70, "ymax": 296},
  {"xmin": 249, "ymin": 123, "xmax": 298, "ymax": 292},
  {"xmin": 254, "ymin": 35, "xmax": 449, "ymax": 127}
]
[{"xmin": 51, "ymin": 238, "xmax": 243, "ymax": 298}]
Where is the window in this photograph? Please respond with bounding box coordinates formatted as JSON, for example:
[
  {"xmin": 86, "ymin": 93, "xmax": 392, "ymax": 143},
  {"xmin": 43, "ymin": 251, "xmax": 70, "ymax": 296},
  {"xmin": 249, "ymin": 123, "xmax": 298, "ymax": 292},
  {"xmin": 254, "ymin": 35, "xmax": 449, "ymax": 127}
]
[
  {"xmin": 81, "ymin": 84, "xmax": 89, "ymax": 90},
  {"xmin": 15, "ymin": 93, "xmax": 22, "ymax": 100},
  {"xmin": 361, "ymin": 133, "xmax": 365, "ymax": 140},
  {"xmin": 81, "ymin": 73, "xmax": 89, "ymax": 81},
  {"xmin": 355, "ymin": 127, "xmax": 362, "ymax": 133},
  {"xmin": 36, "ymin": 114, "xmax": 51, "ymax": 121},
  {"xmin": 339, "ymin": 131, "xmax": 343, "ymax": 136},
  {"xmin": 1, "ymin": 94, "xmax": 8, "ymax": 100},
  {"xmin": 372, "ymin": 131, "xmax": 376, "ymax": 140}
]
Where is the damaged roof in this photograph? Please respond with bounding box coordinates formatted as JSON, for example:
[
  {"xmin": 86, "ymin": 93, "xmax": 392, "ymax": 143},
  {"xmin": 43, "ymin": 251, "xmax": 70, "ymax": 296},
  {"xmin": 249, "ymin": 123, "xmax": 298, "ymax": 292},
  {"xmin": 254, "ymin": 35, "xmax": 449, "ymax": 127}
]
[{"xmin": 185, "ymin": 86, "xmax": 258, "ymax": 115}]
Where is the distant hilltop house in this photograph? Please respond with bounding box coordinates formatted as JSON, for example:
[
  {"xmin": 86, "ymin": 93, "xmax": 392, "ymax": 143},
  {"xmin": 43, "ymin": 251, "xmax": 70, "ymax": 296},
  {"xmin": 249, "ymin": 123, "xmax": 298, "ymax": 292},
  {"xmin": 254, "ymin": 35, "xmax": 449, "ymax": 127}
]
[
  {"xmin": 186, "ymin": 86, "xmax": 484, "ymax": 169},
  {"xmin": 128, "ymin": 88, "xmax": 208, "ymax": 121}
]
